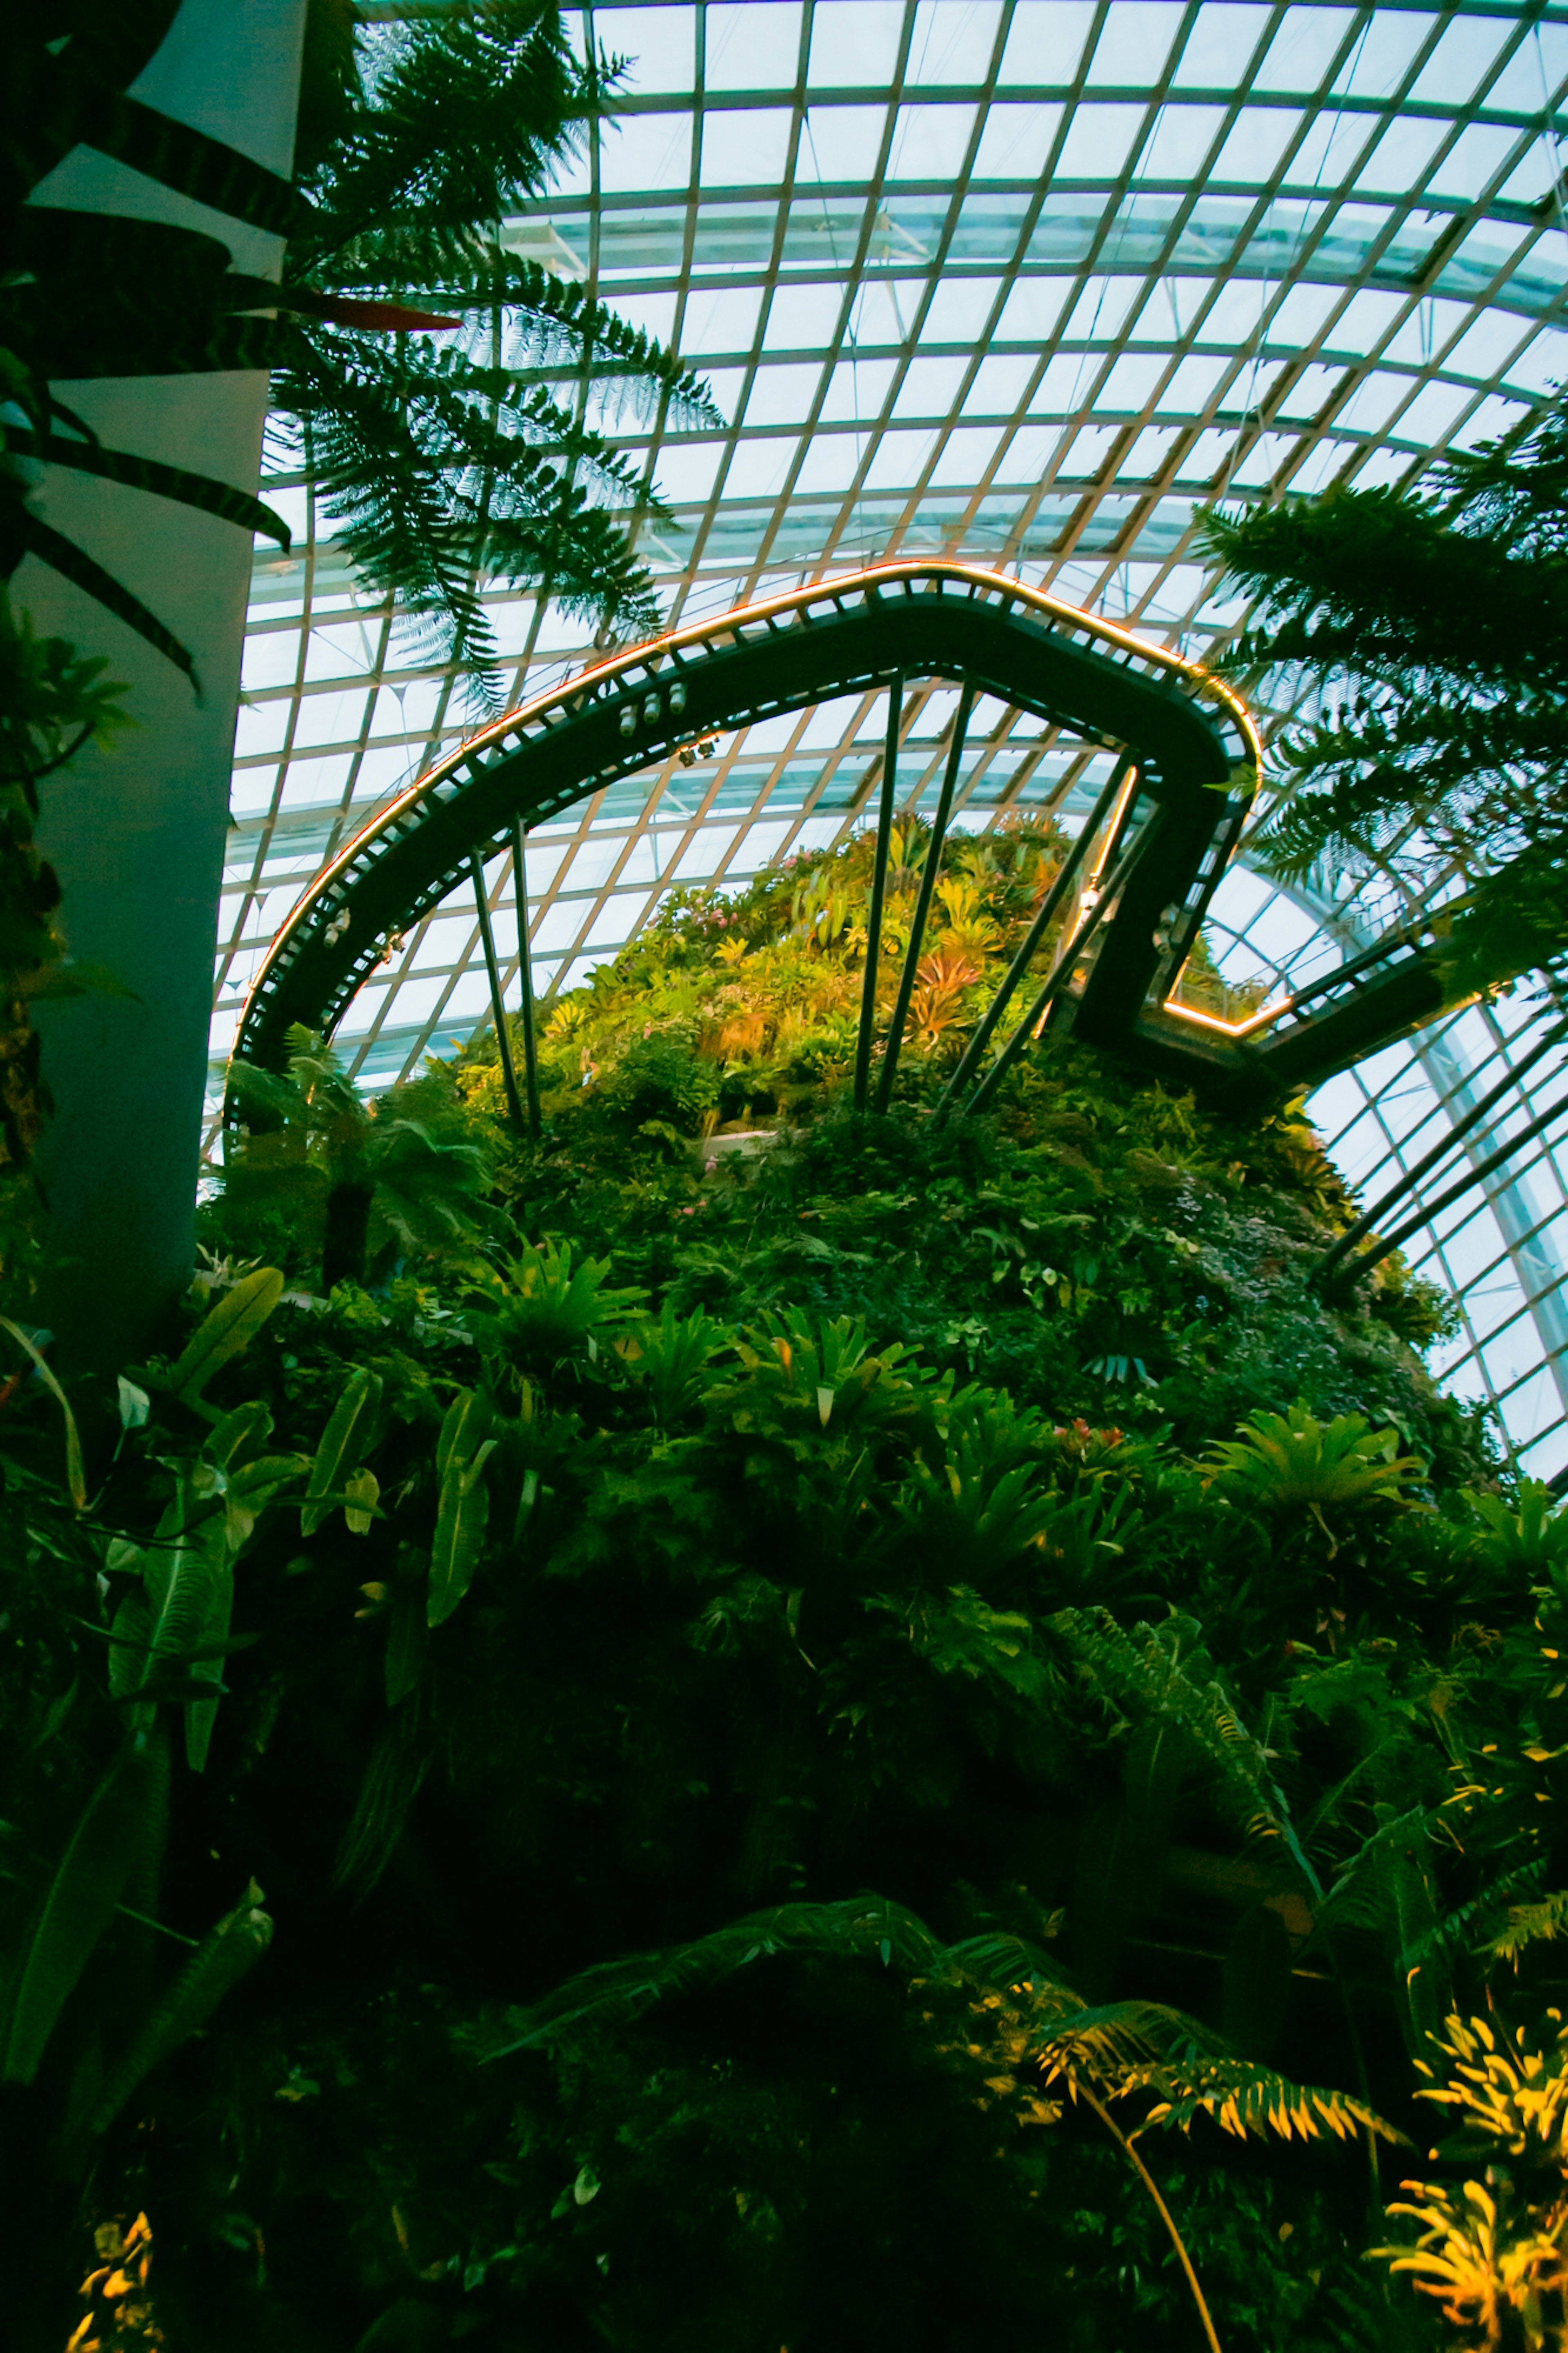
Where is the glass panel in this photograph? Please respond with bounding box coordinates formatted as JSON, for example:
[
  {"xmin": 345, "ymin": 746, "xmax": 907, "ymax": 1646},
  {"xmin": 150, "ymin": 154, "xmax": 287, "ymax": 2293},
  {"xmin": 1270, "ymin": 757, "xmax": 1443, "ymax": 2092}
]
[
  {"xmin": 1086, "ymin": 2, "xmax": 1183, "ymax": 89},
  {"xmin": 1054, "ymin": 103, "xmax": 1147, "ymax": 178},
  {"xmin": 800, "ymin": 102, "xmax": 889, "ymax": 180},
  {"xmin": 700, "ymin": 106, "xmax": 794, "ymax": 185},
  {"xmin": 1254, "ymin": 7, "xmax": 1358, "ymax": 95},
  {"xmin": 705, "ymin": 2, "xmax": 802, "ymax": 90},
  {"xmin": 888, "ymin": 102, "xmax": 980, "ymax": 178},
  {"xmin": 1330, "ymin": 11, "xmax": 1436, "ymax": 100},
  {"xmin": 808, "ymin": 0, "xmax": 905, "ymax": 87},
  {"xmin": 1212, "ymin": 106, "xmax": 1305, "ymax": 182},
  {"xmin": 1134, "ymin": 104, "xmax": 1227, "ymax": 181},
  {"xmin": 599, "ymin": 112, "xmax": 695, "ymax": 193},
  {"xmin": 907, "ymin": 0, "xmax": 1005, "ymax": 85},
  {"xmin": 996, "ymin": 1, "xmax": 1096, "ymax": 89},
  {"xmin": 1406, "ymin": 13, "xmax": 1513, "ymax": 107},
  {"xmin": 1171, "ymin": 4, "xmax": 1272, "ymax": 90},
  {"xmin": 973, "ymin": 101, "xmax": 1064, "ymax": 178}
]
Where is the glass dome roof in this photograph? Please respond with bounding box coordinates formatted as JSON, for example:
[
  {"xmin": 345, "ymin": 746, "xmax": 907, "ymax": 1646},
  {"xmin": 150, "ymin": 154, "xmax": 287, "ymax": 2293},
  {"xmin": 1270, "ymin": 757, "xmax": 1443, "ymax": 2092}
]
[{"xmin": 223, "ymin": 0, "xmax": 1568, "ymax": 1472}]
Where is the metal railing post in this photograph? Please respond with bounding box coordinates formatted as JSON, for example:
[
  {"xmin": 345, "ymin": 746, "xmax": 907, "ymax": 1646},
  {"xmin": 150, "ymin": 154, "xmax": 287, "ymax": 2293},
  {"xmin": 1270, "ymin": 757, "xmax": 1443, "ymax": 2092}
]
[
  {"xmin": 470, "ymin": 848, "xmax": 526, "ymax": 1135},
  {"xmin": 514, "ymin": 821, "xmax": 542, "ymax": 1140},
  {"xmin": 854, "ymin": 671, "xmax": 902, "ymax": 1112},
  {"xmin": 934, "ymin": 753, "xmax": 1134, "ymax": 1123},
  {"xmin": 965, "ymin": 808, "xmax": 1166, "ymax": 1118},
  {"xmin": 875, "ymin": 680, "xmax": 975, "ymax": 1113}
]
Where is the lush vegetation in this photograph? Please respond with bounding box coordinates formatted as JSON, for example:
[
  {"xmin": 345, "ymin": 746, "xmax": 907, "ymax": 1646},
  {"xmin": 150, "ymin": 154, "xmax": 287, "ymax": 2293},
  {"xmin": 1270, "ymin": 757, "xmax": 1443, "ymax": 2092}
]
[
  {"xmin": 6, "ymin": 1, "xmax": 710, "ymax": 694},
  {"xmin": 277, "ymin": 0, "xmax": 719, "ymax": 698},
  {"xmin": 1201, "ymin": 393, "xmax": 1568, "ymax": 998},
  {"xmin": 5, "ymin": 838, "xmax": 1568, "ymax": 2351}
]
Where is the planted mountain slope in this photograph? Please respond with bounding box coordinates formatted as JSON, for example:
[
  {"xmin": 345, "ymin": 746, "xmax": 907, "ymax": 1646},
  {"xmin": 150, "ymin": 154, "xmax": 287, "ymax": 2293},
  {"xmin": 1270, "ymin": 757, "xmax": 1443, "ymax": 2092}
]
[{"xmin": 5, "ymin": 868, "xmax": 1557, "ymax": 2350}]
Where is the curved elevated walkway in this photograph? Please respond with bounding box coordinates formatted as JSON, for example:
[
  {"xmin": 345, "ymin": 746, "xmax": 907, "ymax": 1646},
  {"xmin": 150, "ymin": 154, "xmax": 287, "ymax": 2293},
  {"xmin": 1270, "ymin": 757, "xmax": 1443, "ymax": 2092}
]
[{"xmin": 228, "ymin": 563, "xmax": 1454, "ymax": 1122}]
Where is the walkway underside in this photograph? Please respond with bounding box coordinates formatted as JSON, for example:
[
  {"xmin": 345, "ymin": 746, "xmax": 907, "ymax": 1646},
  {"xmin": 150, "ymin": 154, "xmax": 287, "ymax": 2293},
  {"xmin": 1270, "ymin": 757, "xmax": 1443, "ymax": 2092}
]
[{"xmin": 229, "ymin": 564, "xmax": 1456, "ymax": 1126}]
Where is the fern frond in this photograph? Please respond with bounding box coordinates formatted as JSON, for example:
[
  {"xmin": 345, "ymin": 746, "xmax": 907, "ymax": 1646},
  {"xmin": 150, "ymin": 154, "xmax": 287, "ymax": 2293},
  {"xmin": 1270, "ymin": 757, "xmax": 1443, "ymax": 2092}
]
[
  {"xmin": 1120, "ymin": 2052, "xmax": 1407, "ymax": 2147},
  {"xmin": 1050, "ymin": 1606, "xmax": 1319, "ymax": 1893}
]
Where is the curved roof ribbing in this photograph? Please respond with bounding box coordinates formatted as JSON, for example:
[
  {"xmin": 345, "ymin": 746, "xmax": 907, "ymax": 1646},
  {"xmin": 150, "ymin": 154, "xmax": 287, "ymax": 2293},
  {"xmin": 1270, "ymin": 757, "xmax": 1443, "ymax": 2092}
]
[{"xmin": 223, "ymin": 0, "xmax": 1568, "ymax": 1472}]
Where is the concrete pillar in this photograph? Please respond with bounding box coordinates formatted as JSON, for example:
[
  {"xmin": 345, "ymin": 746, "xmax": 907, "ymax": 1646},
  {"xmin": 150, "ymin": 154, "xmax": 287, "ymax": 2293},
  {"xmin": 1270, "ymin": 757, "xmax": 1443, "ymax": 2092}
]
[{"xmin": 15, "ymin": 0, "xmax": 307, "ymax": 1367}]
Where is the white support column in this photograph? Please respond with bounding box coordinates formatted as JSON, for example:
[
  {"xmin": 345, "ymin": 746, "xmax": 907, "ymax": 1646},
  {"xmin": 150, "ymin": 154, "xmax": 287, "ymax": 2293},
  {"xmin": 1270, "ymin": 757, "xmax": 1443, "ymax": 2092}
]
[{"xmin": 15, "ymin": 0, "xmax": 307, "ymax": 1366}]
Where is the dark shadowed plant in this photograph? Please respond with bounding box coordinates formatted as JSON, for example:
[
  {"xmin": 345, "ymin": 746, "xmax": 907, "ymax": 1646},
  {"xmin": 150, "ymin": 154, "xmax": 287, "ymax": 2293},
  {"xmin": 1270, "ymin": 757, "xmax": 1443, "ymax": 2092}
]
[
  {"xmin": 222, "ymin": 1024, "xmax": 496, "ymax": 1291},
  {"xmin": 1200, "ymin": 393, "xmax": 1568, "ymax": 995}
]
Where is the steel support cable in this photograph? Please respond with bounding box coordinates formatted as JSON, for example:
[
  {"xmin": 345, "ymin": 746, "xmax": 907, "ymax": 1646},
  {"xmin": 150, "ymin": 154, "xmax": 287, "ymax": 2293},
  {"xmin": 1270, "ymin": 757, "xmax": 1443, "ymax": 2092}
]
[
  {"xmin": 468, "ymin": 849, "xmax": 525, "ymax": 1135},
  {"xmin": 964, "ymin": 806, "xmax": 1169, "ymax": 1120},
  {"xmin": 514, "ymin": 820, "xmax": 542, "ymax": 1139},
  {"xmin": 1312, "ymin": 1016, "xmax": 1568, "ymax": 1289},
  {"xmin": 854, "ymin": 671, "xmax": 902, "ymax": 1113},
  {"xmin": 933, "ymin": 752, "xmax": 1134, "ymax": 1125},
  {"xmin": 875, "ymin": 680, "xmax": 976, "ymax": 1113},
  {"xmin": 1264, "ymin": 897, "xmax": 1472, "ymax": 1036},
  {"xmin": 1327, "ymin": 1084, "xmax": 1568, "ymax": 1296}
]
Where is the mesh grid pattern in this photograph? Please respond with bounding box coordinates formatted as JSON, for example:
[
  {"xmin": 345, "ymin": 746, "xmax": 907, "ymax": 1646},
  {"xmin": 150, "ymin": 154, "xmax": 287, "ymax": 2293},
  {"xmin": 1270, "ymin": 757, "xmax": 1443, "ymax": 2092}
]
[{"xmin": 224, "ymin": 0, "xmax": 1568, "ymax": 1465}]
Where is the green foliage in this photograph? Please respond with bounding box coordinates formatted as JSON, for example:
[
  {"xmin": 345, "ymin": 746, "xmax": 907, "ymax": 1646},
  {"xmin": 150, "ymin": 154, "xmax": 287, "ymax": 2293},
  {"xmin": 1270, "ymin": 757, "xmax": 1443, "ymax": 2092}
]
[
  {"xmin": 223, "ymin": 1026, "xmax": 495, "ymax": 1290},
  {"xmin": 9, "ymin": 868, "xmax": 1552, "ymax": 2347},
  {"xmin": 276, "ymin": 0, "xmax": 722, "ymax": 696},
  {"xmin": 465, "ymin": 1234, "xmax": 647, "ymax": 1372},
  {"xmin": 2, "ymin": 1729, "xmax": 161, "ymax": 2088},
  {"xmin": 1204, "ymin": 1398, "xmax": 1426, "ymax": 1537},
  {"xmin": 5, "ymin": 6, "xmax": 713, "ymax": 700},
  {"xmin": 1201, "ymin": 393, "xmax": 1568, "ymax": 992},
  {"xmin": 1371, "ymin": 2012, "xmax": 1568, "ymax": 2350}
]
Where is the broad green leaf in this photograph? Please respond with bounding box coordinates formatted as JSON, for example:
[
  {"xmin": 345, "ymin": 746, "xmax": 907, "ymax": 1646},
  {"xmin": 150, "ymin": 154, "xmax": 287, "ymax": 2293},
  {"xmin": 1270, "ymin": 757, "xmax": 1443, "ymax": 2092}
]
[
  {"xmin": 427, "ymin": 1446, "xmax": 495, "ymax": 1628},
  {"xmin": 166, "ymin": 1269, "xmax": 285, "ymax": 1403},
  {"xmin": 2, "ymin": 1733, "xmax": 157, "ymax": 2084},
  {"xmin": 86, "ymin": 1880, "xmax": 274, "ymax": 2147},
  {"xmin": 0, "ymin": 1316, "xmax": 86, "ymax": 1510},
  {"xmin": 206, "ymin": 1398, "xmax": 273, "ymax": 1472},
  {"xmin": 117, "ymin": 1376, "xmax": 150, "ymax": 1430},
  {"xmin": 183, "ymin": 1560, "xmax": 234, "ymax": 1773},
  {"xmin": 303, "ymin": 1367, "xmax": 383, "ymax": 1536},
  {"xmin": 436, "ymin": 1386, "xmax": 491, "ymax": 1487},
  {"xmin": 344, "ymin": 1466, "xmax": 380, "ymax": 1537},
  {"xmin": 107, "ymin": 1588, "xmax": 154, "ymax": 1704}
]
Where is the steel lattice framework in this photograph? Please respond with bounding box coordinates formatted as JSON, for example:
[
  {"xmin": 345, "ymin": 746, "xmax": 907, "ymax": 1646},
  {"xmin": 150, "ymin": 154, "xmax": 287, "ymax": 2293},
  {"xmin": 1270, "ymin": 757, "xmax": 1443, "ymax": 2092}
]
[{"xmin": 224, "ymin": 0, "xmax": 1568, "ymax": 1471}]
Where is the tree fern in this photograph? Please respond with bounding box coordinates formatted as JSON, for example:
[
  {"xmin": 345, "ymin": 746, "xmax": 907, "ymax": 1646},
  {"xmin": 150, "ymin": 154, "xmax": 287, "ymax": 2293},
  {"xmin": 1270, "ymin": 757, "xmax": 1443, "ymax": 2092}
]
[
  {"xmin": 484, "ymin": 1888, "xmax": 1398, "ymax": 2155},
  {"xmin": 1200, "ymin": 399, "xmax": 1568, "ymax": 992},
  {"xmin": 265, "ymin": 0, "xmax": 724, "ymax": 700}
]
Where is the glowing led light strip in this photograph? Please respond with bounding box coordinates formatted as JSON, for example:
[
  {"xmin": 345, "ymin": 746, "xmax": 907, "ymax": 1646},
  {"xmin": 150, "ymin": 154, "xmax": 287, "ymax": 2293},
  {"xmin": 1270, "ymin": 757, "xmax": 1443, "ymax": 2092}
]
[
  {"xmin": 1161, "ymin": 997, "xmax": 1296, "ymax": 1040},
  {"xmin": 237, "ymin": 561, "xmax": 1264, "ymax": 1052}
]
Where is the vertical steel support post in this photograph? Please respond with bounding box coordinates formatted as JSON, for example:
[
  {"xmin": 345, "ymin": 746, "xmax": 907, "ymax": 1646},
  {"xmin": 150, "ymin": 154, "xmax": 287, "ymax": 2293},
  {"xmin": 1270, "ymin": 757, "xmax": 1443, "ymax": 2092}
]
[
  {"xmin": 966, "ymin": 808, "xmax": 1166, "ymax": 1118},
  {"xmin": 853, "ymin": 671, "xmax": 902, "ymax": 1112},
  {"xmin": 514, "ymin": 820, "xmax": 542, "ymax": 1139},
  {"xmin": 875, "ymin": 680, "xmax": 975, "ymax": 1114},
  {"xmin": 469, "ymin": 849, "xmax": 526, "ymax": 1135},
  {"xmin": 934, "ymin": 752, "xmax": 1134, "ymax": 1122},
  {"xmin": 1311, "ymin": 1014, "xmax": 1566, "ymax": 1286}
]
